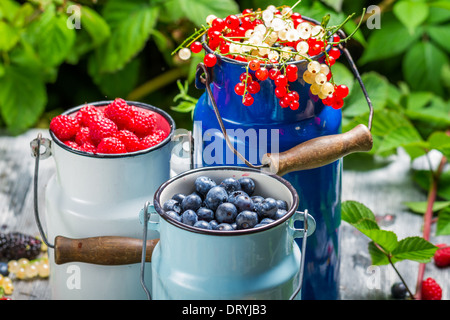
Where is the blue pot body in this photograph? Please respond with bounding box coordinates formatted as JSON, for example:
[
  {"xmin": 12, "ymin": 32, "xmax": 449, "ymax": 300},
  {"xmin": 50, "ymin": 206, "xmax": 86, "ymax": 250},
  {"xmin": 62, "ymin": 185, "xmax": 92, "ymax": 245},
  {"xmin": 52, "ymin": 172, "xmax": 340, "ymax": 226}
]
[{"xmin": 193, "ymin": 54, "xmax": 342, "ymax": 299}]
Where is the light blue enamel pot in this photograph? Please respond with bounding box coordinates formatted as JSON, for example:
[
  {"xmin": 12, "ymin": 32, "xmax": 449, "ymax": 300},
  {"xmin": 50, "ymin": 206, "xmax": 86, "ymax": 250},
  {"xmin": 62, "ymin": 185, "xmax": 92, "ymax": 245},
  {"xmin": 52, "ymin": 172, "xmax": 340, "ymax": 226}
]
[{"xmin": 139, "ymin": 166, "xmax": 316, "ymax": 300}]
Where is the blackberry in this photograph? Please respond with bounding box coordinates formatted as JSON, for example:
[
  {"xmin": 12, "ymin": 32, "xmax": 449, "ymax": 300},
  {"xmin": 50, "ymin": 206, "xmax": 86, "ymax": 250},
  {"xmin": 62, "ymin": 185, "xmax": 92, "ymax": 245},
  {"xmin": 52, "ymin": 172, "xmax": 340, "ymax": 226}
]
[{"xmin": 0, "ymin": 232, "xmax": 42, "ymax": 261}]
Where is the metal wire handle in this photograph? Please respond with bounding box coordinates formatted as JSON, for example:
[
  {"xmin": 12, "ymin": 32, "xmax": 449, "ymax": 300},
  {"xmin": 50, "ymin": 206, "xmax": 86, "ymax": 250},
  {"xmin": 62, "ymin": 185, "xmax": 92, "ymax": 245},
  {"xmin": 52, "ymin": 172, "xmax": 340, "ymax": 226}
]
[{"xmin": 30, "ymin": 133, "xmax": 55, "ymax": 249}]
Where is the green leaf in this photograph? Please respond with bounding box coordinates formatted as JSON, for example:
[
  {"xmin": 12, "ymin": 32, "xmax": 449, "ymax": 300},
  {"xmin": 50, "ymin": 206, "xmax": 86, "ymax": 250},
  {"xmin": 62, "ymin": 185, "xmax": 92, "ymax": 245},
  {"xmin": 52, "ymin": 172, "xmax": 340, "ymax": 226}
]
[
  {"xmin": 342, "ymin": 72, "xmax": 389, "ymax": 117},
  {"xmin": 176, "ymin": 0, "xmax": 240, "ymax": 27},
  {"xmin": 437, "ymin": 207, "xmax": 450, "ymax": 236},
  {"xmin": 341, "ymin": 201, "xmax": 378, "ymax": 228},
  {"xmin": 0, "ymin": 63, "xmax": 47, "ymax": 135},
  {"xmin": 358, "ymin": 15, "xmax": 421, "ymax": 65},
  {"xmin": 0, "ymin": 0, "xmax": 20, "ymax": 22},
  {"xmin": 93, "ymin": 0, "xmax": 159, "ymax": 73},
  {"xmin": 391, "ymin": 236, "xmax": 437, "ymax": 264},
  {"xmin": 429, "ymin": 1, "xmax": 450, "ymax": 10},
  {"xmin": 404, "ymin": 95, "xmax": 450, "ymax": 128},
  {"xmin": 428, "ymin": 131, "xmax": 450, "ymax": 158},
  {"xmin": 403, "ymin": 201, "xmax": 450, "ymax": 214},
  {"xmin": 393, "ymin": 0, "xmax": 429, "ymax": 34},
  {"xmin": 376, "ymin": 125, "xmax": 424, "ymax": 155},
  {"xmin": 0, "ymin": 21, "xmax": 19, "ymax": 51},
  {"xmin": 23, "ymin": 6, "xmax": 76, "ymax": 67},
  {"xmin": 402, "ymin": 41, "xmax": 449, "ymax": 96},
  {"xmin": 427, "ymin": 24, "xmax": 450, "ymax": 53}
]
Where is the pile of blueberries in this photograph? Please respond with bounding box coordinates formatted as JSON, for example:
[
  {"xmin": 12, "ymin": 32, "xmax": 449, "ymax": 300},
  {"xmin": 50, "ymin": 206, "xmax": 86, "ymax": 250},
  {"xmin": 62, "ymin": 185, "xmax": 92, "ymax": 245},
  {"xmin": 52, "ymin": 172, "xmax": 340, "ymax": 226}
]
[{"xmin": 161, "ymin": 175, "xmax": 289, "ymax": 231}]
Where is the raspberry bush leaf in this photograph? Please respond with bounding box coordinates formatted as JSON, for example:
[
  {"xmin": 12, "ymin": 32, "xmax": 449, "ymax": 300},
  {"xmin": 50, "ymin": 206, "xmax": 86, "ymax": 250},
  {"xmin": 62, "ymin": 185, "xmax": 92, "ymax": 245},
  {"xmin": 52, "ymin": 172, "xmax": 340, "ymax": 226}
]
[
  {"xmin": 437, "ymin": 207, "xmax": 450, "ymax": 236},
  {"xmin": 342, "ymin": 201, "xmax": 438, "ymax": 266}
]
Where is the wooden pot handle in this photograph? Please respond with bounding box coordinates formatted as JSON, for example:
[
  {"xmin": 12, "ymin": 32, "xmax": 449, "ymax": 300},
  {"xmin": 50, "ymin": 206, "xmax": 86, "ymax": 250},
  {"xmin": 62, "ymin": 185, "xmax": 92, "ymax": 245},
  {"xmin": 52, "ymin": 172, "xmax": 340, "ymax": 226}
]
[
  {"xmin": 261, "ymin": 124, "xmax": 373, "ymax": 176},
  {"xmin": 54, "ymin": 236, "xmax": 159, "ymax": 265}
]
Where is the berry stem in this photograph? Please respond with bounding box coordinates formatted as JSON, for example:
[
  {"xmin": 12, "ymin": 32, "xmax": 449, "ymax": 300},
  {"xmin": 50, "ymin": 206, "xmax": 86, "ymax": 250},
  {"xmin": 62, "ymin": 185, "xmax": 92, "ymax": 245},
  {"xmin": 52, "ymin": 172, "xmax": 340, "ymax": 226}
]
[
  {"xmin": 327, "ymin": 8, "xmax": 366, "ymax": 45},
  {"xmin": 172, "ymin": 25, "xmax": 208, "ymax": 55},
  {"xmin": 386, "ymin": 252, "xmax": 415, "ymax": 299},
  {"xmin": 414, "ymin": 152, "xmax": 448, "ymax": 299}
]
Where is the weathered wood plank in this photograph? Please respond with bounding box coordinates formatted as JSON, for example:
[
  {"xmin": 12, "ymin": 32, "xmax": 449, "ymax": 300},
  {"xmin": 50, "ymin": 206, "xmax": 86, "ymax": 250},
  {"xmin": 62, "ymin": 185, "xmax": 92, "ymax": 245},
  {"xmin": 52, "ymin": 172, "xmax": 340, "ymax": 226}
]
[{"xmin": 0, "ymin": 129, "xmax": 448, "ymax": 300}]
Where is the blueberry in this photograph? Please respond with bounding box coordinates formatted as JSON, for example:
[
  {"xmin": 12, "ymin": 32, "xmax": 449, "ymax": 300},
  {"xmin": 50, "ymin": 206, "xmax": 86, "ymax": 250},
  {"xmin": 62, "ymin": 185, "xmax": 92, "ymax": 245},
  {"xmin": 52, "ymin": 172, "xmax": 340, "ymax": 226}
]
[
  {"xmin": 197, "ymin": 207, "xmax": 214, "ymax": 222},
  {"xmin": 274, "ymin": 209, "xmax": 288, "ymax": 220},
  {"xmin": 163, "ymin": 199, "xmax": 181, "ymax": 214},
  {"xmin": 216, "ymin": 223, "xmax": 234, "ymax": 231},
  {"xmin": 231, "ymin": 222, "xmax": 237, "ymax": 230},
  {"xmin": 194, "ymin": 220, "xmax": 212, "ymax": 230},
  {"xmin": 238, "ymin": 177, "xmax": 255, "ymax": 196},
  {"xmin": 194, "ymin": 176, "xmax": 217, "ymax": 196},
  {"xmin": 209, "ymin": 220, "xmax": 219, "ymax": 230},
  {"xmin": 205, "ymin": 186, "xmax": 228, "ymax": 211},
  {"xmin": 228, "ymin": 190, "xmax": 248, "ymax": 205},
  {"xmin": 260, "ymin": 218, "xmax": 275, "ymax": 225},
  {"xmin": 233, "ymin": 194, "xmax": 254, "ymax": 212},
  {"xmin": 391, "ymin": 282, "xmax": 408, "ymax": 299},
  {"xmin": 219, "ymin": 178, "xmax": 241, "ymax": 194},
  {"xmin": 215, "ymin": 202, "xmax": 238, "ymax": 224},
  {"xmin": 276, "ymin": 199, "xmax": 288, "ymax": 210},
  {"xmin": 181, "ymin": 193, "xmax": 202, "ymax": 212},
  {"xmin": 251, "ymin": 195, "xmax": 264, "ymax": 204},
  {"xmin": 181, "ymin": 209, "xmax": 198, "ymax": 226},
  {"xmin": 172, "ymin": 193, "xmax": 186, "ymax": 204},
  {"xmin": 236, "ymin": 210, "xmax": 259, "ymax": 229},
  {"xmin": 255, "ymin": 197, "xmax": 278, "ymax": 219},
  {"xmin": 0, "ymin": 262, "xmax": 9, "ymax": 277},
  {"xmin": 165, "ymin": 210, "xmax": 181, "ymax": 222}
]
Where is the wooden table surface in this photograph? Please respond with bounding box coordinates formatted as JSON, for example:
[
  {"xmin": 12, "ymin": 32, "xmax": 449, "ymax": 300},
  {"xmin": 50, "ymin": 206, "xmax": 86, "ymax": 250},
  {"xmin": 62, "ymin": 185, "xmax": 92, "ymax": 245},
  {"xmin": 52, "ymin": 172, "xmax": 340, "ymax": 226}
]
[{"xmin": 1, "ymin": 129, "xmax": 448, "ymax": 300}]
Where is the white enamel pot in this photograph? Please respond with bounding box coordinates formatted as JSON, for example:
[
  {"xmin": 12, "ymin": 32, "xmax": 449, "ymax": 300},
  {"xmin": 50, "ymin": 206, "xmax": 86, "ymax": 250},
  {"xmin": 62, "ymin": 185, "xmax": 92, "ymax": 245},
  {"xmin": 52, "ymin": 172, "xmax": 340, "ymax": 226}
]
[
  {"xmin": 139, "ymin": 166, "xmax": 316, "ymax": 300},
  {"xmin": 31, "ymin": 101, "xmax": 175, "ymax": 300}
]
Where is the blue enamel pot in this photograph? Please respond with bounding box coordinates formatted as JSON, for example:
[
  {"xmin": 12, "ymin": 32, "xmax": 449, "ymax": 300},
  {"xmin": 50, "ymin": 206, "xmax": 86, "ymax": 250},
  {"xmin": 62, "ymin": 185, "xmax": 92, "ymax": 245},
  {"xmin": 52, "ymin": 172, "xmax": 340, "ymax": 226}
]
[
  {"xmin": 140, "ymin": 166, "xmax": 316, "ymax": 300},
  {"xmin": 191, "ymin": 22, "xmax": 373, "ymax": 299}
]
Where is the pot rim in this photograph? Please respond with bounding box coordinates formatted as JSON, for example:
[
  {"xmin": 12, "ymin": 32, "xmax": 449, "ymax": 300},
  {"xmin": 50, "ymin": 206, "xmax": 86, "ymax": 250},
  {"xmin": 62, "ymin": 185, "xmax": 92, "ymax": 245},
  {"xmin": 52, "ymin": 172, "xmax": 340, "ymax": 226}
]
[
  {"xmin": 49, "ymin": 100, "xmax": 176, "ymax": 159},
  {"xmin": 153, "ymin": 166, "xmax": 300, "ymax": 236},
  {"xmin": 202, "ymin": 16, "xmax": 331, "ymax": 68}
]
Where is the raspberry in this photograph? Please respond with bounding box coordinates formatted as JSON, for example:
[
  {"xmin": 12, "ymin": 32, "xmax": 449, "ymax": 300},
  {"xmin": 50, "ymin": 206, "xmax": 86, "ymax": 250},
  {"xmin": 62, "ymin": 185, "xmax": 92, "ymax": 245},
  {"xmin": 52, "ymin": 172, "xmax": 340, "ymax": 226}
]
[
  {"xmin": 104, "ymin": 98, "xmax": 134, "ymax": 130},
  {"xmin": 76, "ymin": 105, "xmax": 103, "ymax": 127},
  {"xmin": 434, "ymin": 244, "xmax": 450, "ymax": 268},
  {"xmin": 79, "ymin": 142, "xmax": 96, "ymax": 153},
  {"xmin": 421, "ymin": 277, "xmax": 442, "ymax": 300},
  {"xmin": 141, "ymin": 130, "xmax": 168, "ymax": 149},
  {"xmin": 50, "ymin": 115, "xmax": 80, "ymax": 141},
  {"xmin": 75, "ymin": 127, "xmax": 93, "ymax": 146},
  {"xmin": 89, "ymin": 117, "xmax": 118, "ymax": 145},
  {"xmin": 96, "ymin": 137, "xmax": 127, "ymax": 154},
  {"xmin": 115, "ymin": 130, "xmax": 143, "ymax": 152},
  {"xmin": 63, "ymin": 140, "xmax": 82, "ymax": 151},
  {"xmin": 128, "ymin": 109, "xmax": 156, "ymax": 138}
]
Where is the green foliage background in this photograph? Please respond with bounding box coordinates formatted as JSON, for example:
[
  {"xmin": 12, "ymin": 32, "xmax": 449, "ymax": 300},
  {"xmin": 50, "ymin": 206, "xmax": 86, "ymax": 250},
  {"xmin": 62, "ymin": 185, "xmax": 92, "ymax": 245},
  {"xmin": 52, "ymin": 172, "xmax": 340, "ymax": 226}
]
[{"xmin": 0, "ymin": 0, "xmax": 449, "ymax": 151}]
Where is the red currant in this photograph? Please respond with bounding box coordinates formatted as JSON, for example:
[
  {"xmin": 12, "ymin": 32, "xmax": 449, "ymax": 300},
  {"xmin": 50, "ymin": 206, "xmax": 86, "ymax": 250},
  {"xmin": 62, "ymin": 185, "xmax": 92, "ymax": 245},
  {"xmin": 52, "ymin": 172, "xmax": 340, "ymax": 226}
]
[
  {"xmin": 322, "ymin": 93, "xmax": 335, "ymax": 106},
  {"xmin": 335, "ymin": 85, "xmax": 349, "ymax": 98},
  {"xmin": 275, "ymin": 86, "xmax": 287, "ymax": 98},
  {"xmin": 241, "ymin": 16, "xmax": 253, "ymax": 30},
  {"xmin": 286, "ymin": 64, "xmax": 298, "ymax": 76},
  {"xmin": 208, "ymin": 29, "xmax": 222, "ymax": 40},
  {"xmin": 220, "ymin": 42, "xmax": 230, "ymax": 54},
  {"xmin": 325, "ymin": 56, "xmax": 336, "ymax": 66},
  {"xmin": 247, "ymin": 81, "xmax": 260, "ymax": 94},
  {"xmin": 234, "ymin": 82, "xmax": 245, "ymax": 96},
  {"xmin": 225, "ymin": 15, "xmax": 240, "ymax": 30},
  {"xmin": 332, "ymin": 97, "xmax": 344, "ymax": 109},
  {"xmin": 287, "ymin": 72, "xmax": 298, "ymax": 82},
  {"xmin": 289, "ymin": 100, "xmax": 300, "ymax": 110},
  {"xmin": 248, "ymin": 59, "xmax": 261, "ymax": 71},
  {"xmin": 274, "ymin": 74, "xmax": 288, "ymax": 87},
  {"xmin": 291, "ymin": 12, "xmax": 302, "ymax": 20},
  {"xmin": 204, "ymin": 53, "xmax": 217, "ymax": 67},
  {"xmin": 255, "ymin": 67, "xmax": 269, "ymax": 81},
  {"xmin": 242, "ymin": 8, "xmax": 253, "ymax": 15},
  {"xmin": 190, "ymin": 41, "xmax": 203, "ymax": 53},
  {"xmin": 332, "ymin": 34, "xmax": 340, "ymax": 46},
  {"xmin": 329, "ymin": 47, "xmax": 341, "ymax": 60},
  {"xmin": 308, "ymin": 43, "xmax": 322, "ymax": 56},
  {"xmin": 240, "ymin": 72, "xmax": 252, "ymax": 83},
  {"xmin": 269, "ymin": 68, "xmax": 281, "ymax": 80},
  {"xmin": 279, "ymin": 98, "xmax": 289, "ymax": 108},
  {"xmin": 242, "ymin": 94, "xmax": 254, "ymax": 106},
  {"xmin": 212, "ymin": 18, "xmax": 225, "ymax": 31},
  {"xmin": 291, "ymin": 91, "xmax": 299, "ymax": 101}
]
